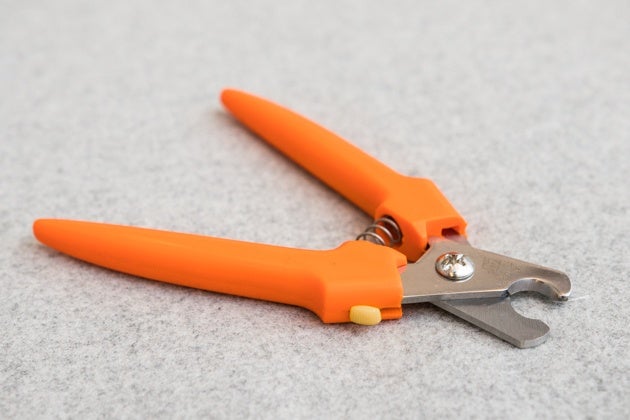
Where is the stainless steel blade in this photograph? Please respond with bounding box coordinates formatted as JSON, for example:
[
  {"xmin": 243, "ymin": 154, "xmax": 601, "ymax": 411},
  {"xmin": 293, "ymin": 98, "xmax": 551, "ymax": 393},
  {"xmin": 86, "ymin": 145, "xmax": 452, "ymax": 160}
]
[
  {"xmin": 401, "ymin": 237, "xmax": 572, "ymax": 303},
  {"xmin": 399, "ymin": 235, "xmax": 570, "ymax": 347},
  {"xmin": 432, "ymin": 297, "xmax": 550, "ymax": 348}
]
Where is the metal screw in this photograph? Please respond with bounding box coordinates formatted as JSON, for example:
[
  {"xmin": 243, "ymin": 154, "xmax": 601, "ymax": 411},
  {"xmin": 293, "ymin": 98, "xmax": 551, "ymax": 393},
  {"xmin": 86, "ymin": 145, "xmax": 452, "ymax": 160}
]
[{"xmin": 435, "ymin": 252, "xmax": 475, "ymax": 281}]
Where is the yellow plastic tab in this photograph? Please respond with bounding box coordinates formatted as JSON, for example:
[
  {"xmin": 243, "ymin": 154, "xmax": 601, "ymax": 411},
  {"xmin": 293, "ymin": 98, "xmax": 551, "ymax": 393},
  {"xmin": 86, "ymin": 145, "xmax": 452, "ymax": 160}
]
[{"xmin": 349, "ymin": 305, "xmax": 382, "ymax": 326}]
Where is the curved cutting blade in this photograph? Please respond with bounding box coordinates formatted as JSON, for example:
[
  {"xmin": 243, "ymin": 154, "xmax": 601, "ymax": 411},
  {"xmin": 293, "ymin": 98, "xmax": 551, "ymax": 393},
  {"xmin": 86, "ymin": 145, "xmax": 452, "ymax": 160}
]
[
  {"xmin": 433, "ymin": 297, "xmax": 551, "ymax": 348},
  {"xmin": 401, "ymin": 236, "xmax": 571, "ymax": 347},
  {"xmin": 401, "ymin": 237, "xmax": 572, "ymax": 303}
]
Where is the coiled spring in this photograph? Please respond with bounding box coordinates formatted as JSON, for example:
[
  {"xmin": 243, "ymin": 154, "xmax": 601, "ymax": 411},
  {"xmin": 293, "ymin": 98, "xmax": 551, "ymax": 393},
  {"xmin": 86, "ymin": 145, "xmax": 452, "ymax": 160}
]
[{"xmin": 356, "ymin": 216, "xmax": 402, "ymax": 247}]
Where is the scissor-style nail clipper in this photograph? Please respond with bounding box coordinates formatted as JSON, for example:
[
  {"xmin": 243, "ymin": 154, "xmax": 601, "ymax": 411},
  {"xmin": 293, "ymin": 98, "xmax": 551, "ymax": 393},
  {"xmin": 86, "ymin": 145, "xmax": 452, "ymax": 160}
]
[{"xmin": 33, "ymin": 89, "xmax": 571, "ymax": 348}]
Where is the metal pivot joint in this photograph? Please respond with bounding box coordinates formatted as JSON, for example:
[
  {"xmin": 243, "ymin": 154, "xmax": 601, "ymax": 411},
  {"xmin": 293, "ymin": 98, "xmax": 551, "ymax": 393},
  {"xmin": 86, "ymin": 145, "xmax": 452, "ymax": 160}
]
[{"xmin": 435, "ymin": 252, "xmax": 475, "ymax": 281}]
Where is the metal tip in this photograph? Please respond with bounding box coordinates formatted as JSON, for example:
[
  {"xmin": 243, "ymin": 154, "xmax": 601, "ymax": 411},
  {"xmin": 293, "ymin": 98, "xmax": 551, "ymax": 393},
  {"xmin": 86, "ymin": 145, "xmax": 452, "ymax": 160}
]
[{"xmin": 507, "ymin": 269, "xmax": 572, "ymax": 301}]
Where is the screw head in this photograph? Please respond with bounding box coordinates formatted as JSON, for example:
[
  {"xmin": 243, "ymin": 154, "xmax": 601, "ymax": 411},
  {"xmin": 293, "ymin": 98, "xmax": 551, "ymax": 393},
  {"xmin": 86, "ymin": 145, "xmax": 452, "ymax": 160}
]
[{"xmin": 435, "ymin": 252, "xmax": 475, "ymax": 281}]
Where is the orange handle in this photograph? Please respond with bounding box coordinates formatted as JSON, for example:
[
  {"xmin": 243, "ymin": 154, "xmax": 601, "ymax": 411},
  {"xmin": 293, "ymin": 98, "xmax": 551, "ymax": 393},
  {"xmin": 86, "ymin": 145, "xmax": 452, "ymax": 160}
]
[
  {"xmin": 33, "ymin": 219, "xmax": 406, "ymax": 323},
  {"xmin": 221, "ymin": 89, "xmax": 466, "ymax": 261}
]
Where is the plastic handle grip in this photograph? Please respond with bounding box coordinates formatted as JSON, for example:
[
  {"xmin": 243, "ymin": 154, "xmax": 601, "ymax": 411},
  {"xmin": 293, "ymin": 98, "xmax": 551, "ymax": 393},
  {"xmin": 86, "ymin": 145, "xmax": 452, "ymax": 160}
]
[
  {"xmin": 33, "ymin": 219, "xmax": 406, "ymax": 323},
  {"xmin": 221, "ymin": 89, "xmax": 466, "ymax": 261}
]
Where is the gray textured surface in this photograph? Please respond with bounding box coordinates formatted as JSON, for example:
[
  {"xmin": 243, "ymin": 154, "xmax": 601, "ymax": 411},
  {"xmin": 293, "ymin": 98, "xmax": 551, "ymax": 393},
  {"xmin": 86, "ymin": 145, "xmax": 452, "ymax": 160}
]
[{"xmin": 1, "ymin": 0, "xmax": 629, "ymax": 418}]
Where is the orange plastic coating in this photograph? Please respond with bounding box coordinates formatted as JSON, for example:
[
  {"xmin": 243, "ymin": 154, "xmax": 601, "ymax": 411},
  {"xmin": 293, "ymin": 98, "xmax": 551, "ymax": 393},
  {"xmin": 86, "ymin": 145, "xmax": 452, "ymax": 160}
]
[
  {"xmin": 33, "ymin": 219, "xmax": 406, "ymax": 323},
  {"xmin": 221, "ymin": 89, "xmax": 467, "ymax": 261}
]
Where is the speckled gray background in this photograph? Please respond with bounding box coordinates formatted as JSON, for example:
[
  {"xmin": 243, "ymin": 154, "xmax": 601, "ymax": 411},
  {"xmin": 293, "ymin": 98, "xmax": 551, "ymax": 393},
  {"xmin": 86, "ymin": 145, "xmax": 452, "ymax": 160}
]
[{"xmin": 1, "ymin": 0, "xmax": 629, "ymax": 418}]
